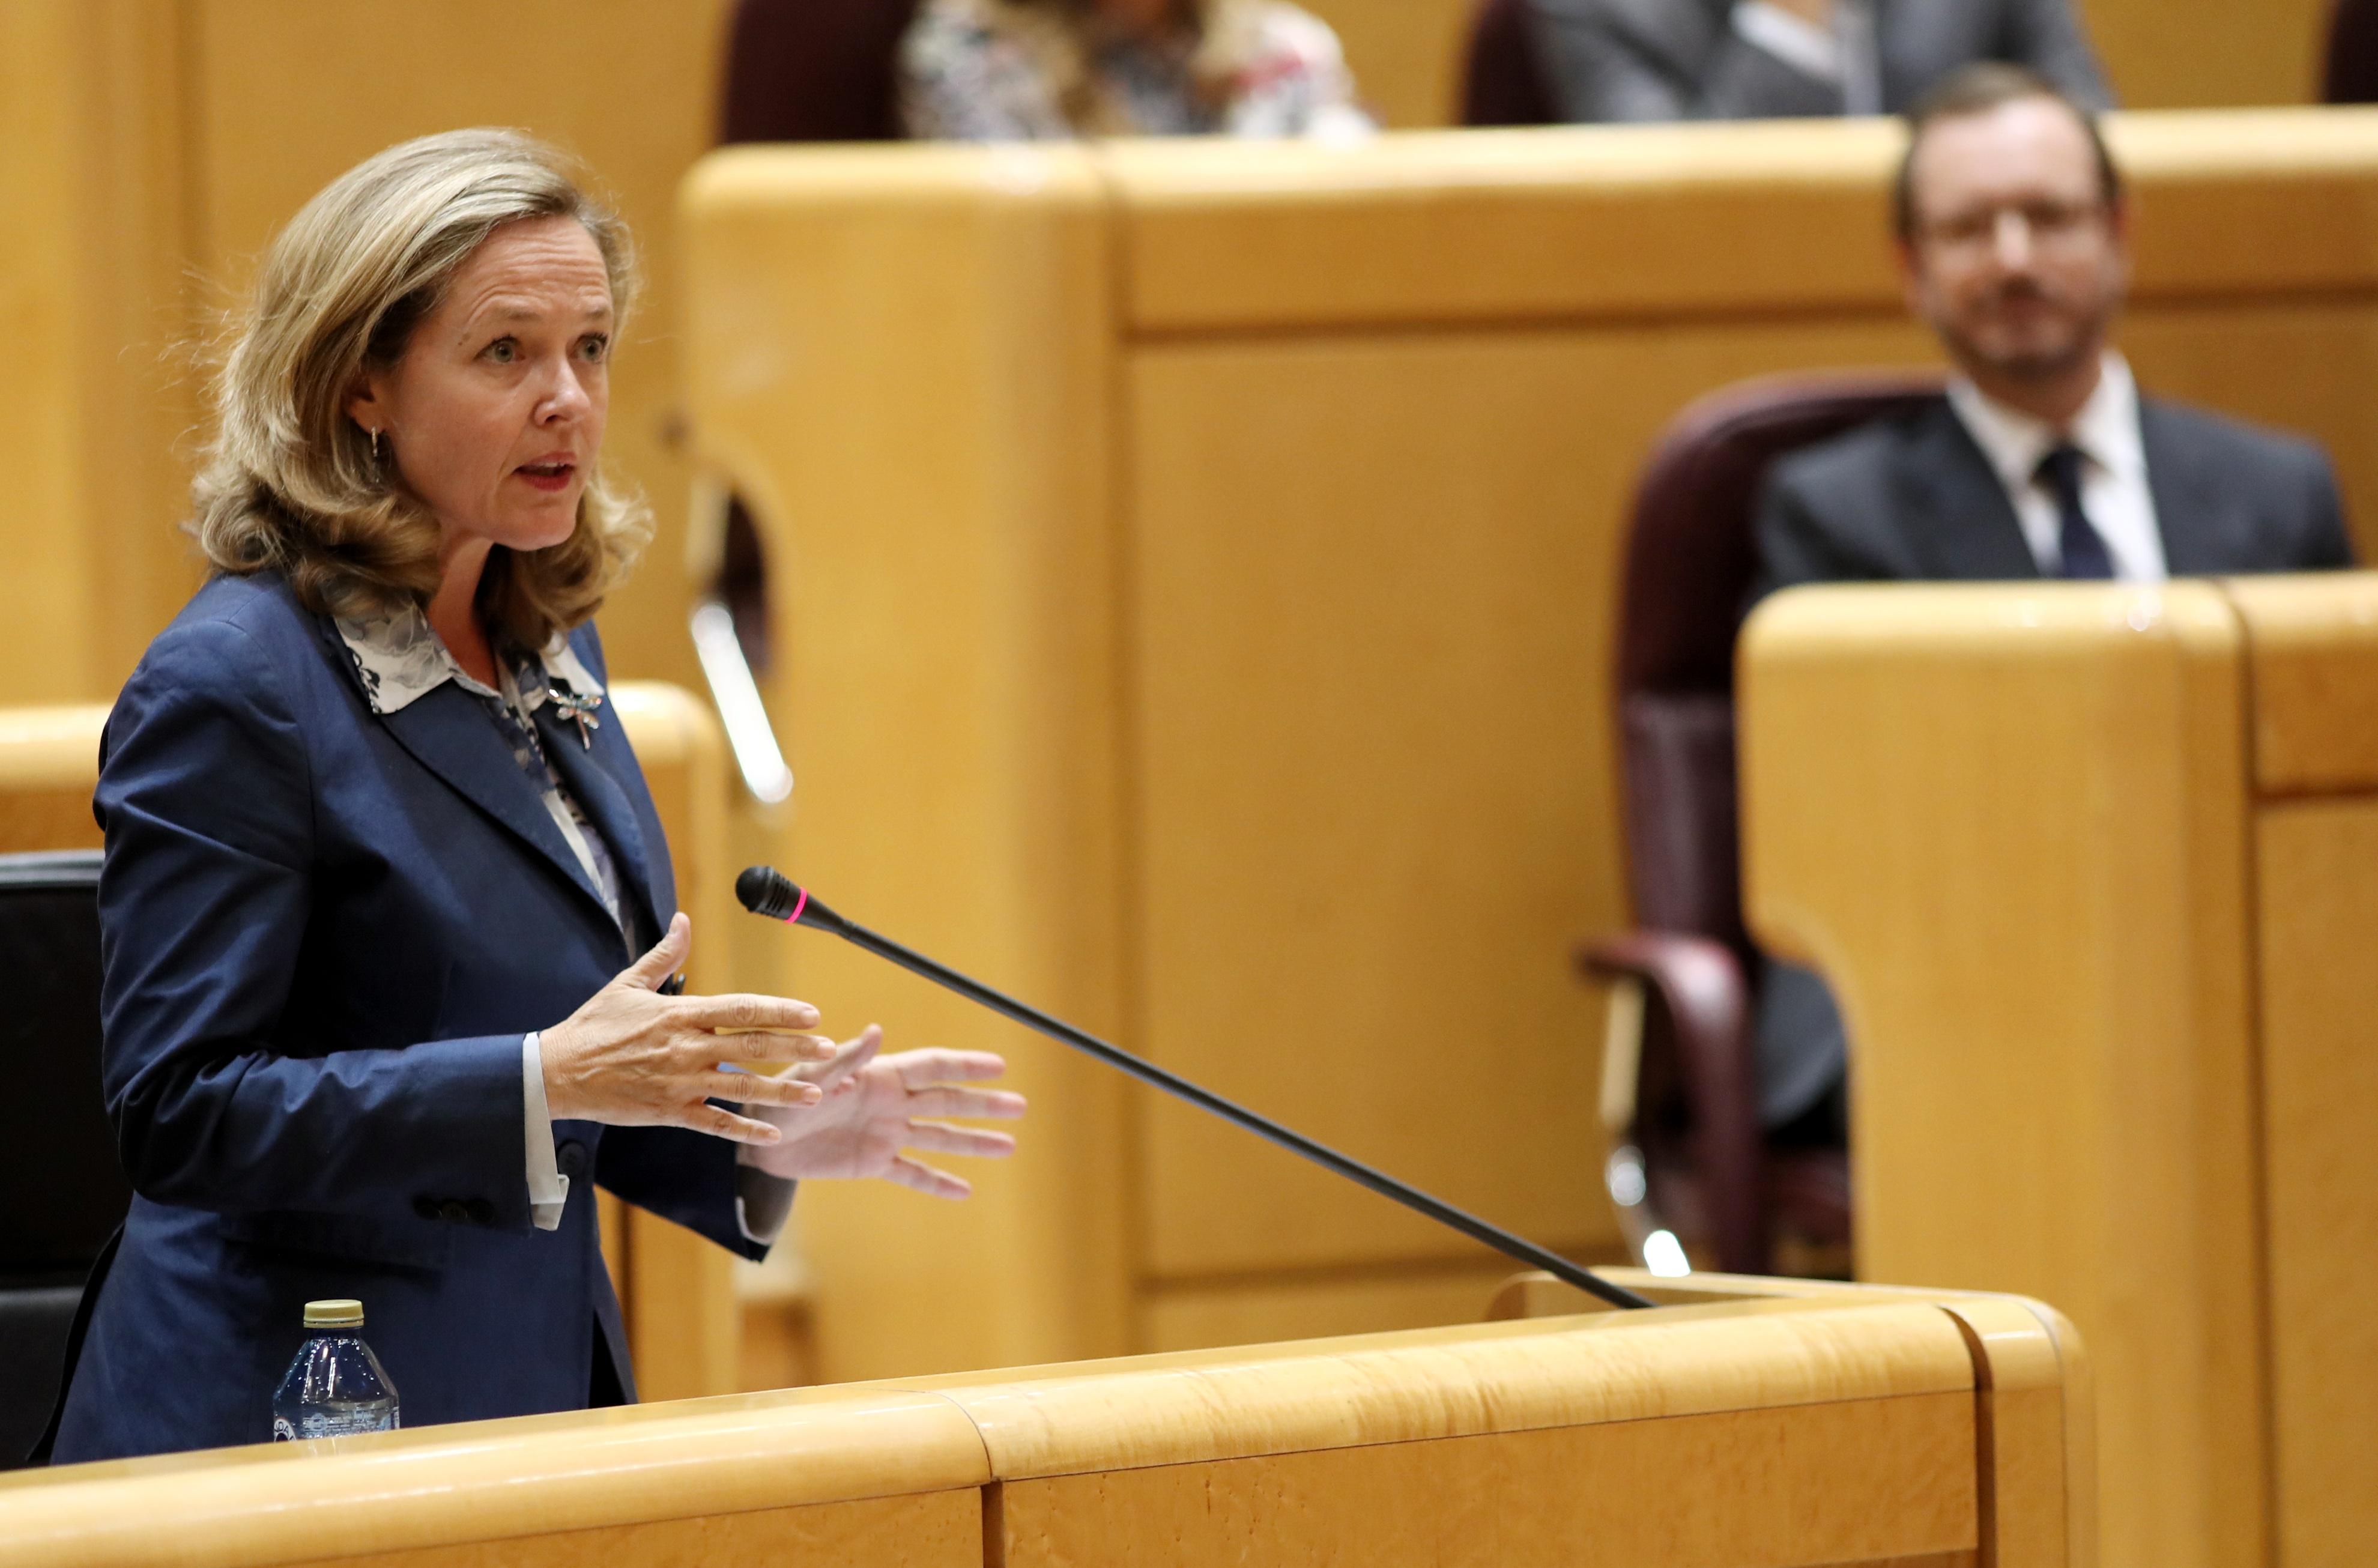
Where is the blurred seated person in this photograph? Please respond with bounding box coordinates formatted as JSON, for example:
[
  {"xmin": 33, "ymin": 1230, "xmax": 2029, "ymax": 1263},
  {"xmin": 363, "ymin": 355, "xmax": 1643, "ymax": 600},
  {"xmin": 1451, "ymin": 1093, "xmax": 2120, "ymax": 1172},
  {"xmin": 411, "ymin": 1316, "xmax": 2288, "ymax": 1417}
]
[
  {"xmin": 1525, "ymin": 0, "xmax": 2108, "ymax": 124},
  {"xmin": 1747, "ymin": 64, "xmax": 2356, "ymax": 1141},
  {"xmin": 900, "ymin": 0, "xmax": 1372, "ymax": 140}
]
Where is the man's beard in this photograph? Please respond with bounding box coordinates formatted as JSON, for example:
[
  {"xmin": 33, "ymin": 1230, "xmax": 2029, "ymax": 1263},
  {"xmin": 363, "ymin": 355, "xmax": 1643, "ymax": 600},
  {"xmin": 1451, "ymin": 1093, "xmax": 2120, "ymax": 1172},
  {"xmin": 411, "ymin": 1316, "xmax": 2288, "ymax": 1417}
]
[{"xmin": 1950, "ymin": 278, "xmax": 2105, "ymax": 384}]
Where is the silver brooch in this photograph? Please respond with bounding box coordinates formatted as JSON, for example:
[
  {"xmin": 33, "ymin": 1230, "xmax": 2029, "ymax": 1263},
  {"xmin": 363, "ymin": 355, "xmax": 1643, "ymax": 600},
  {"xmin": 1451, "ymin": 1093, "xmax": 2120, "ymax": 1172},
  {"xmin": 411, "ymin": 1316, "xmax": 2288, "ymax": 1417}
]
[{"xmin": 548, "ymin": 686, "xmax": 603, "ymax": 749}]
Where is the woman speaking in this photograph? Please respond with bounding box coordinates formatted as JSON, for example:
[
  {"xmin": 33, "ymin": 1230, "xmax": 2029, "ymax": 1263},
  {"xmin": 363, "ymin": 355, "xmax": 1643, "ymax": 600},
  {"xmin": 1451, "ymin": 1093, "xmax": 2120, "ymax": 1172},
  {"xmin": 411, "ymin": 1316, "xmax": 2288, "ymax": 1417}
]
[{"xmin": 49, "ymin": 130, "xmax": 1024, "ymax": 1462}]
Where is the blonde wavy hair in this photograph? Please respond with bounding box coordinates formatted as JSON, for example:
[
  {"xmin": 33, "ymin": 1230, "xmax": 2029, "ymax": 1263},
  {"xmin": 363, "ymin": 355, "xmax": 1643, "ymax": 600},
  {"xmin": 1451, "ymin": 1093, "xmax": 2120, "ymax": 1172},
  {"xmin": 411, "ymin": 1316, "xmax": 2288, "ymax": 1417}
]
[{"xmin": 192, "ymin": 128, "xmax": 648, "ymax": 651}]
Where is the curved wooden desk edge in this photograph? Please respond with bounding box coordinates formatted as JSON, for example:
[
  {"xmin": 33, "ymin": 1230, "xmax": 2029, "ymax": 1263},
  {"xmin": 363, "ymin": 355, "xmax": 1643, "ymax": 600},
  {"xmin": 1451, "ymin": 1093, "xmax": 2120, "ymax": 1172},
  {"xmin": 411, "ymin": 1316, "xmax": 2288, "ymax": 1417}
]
[
  {"xmin": 0, "ymin": 1387, "xmax": 993, "ymax": 1568},
  {"xmin": 906, "ymin": 1292, "xmax": 1974, "ymax": 1480},
  {"xmin": 0, "ymin": 1285, "xmax": 1992, "ymax": 1568},
  {"xmin": 0, "ymin": 705, "xmax": 109, "ymax": 788},
  {"xmin": 1495, "ymin": 1270, "xmax": 2095, "ymax": 1568}
]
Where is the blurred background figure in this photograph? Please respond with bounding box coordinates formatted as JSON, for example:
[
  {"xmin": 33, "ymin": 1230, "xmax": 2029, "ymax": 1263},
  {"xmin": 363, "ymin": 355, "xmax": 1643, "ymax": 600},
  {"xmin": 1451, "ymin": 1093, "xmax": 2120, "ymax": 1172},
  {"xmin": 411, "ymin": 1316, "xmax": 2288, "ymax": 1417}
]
[
  {"xmin": 1522, "ymin": 0, "xmax": 2109, "ymax": 124},
  {"xmin": 898, "ymin": 0, "xmax": 1373, "ymax": 139},
  {"xmin": 1745, "ymin": 63, "xmax": 2355, "ymax": 1145}
]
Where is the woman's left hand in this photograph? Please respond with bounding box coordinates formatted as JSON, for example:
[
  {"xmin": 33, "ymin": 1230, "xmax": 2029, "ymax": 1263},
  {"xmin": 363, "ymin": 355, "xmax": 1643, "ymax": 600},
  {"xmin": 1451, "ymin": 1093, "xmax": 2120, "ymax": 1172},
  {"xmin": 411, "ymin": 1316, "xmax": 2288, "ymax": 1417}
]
[{"xmin": 740, "ymin": 1026, "xmax": 1026, "ymax": 1197}]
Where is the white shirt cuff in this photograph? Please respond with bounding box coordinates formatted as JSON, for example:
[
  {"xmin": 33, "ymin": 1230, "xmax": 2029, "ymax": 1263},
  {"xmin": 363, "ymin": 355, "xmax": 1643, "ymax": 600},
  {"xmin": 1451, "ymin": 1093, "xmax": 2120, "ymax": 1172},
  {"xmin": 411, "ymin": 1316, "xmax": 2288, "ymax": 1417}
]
[
  {"xmin": 1732, "ymin": 1, "xmax": 1843, "ymax": 83},
  {"xmin": 734, "ymin": 1163, "xmax": 797, "ymax": 1247},
  {"xmin": 721, "ymin": 1061, "xmax": 796, "ymax": 1246},
  {"xmin": 522, "ymin": 1031, "xmax": 568, "ymax": 1232}
]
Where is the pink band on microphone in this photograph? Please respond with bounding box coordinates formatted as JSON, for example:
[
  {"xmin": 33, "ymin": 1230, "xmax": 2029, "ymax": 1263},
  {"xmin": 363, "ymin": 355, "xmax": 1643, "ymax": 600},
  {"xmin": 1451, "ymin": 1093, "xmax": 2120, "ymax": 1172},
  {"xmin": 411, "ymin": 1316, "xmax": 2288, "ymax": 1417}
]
[{"xmin": 787, "ymin": 885, "xmax": 809, "ymax": 925}]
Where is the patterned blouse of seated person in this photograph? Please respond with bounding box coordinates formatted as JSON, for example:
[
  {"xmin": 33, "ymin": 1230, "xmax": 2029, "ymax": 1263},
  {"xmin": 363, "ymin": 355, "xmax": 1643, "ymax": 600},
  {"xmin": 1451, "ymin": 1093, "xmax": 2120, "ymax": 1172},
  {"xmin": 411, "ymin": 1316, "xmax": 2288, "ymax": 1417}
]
[{"xmin": 900, "ymin": 0, "xmax": 1374, "ymax": 141}]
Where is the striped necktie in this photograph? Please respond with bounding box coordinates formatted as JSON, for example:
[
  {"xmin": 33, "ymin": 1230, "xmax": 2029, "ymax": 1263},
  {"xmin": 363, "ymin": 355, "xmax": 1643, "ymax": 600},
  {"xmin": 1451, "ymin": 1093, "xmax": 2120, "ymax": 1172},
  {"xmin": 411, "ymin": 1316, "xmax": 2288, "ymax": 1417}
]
[{"xmin": 2035, "ymin": 443, "xmax": 2114, "ymax": 580}]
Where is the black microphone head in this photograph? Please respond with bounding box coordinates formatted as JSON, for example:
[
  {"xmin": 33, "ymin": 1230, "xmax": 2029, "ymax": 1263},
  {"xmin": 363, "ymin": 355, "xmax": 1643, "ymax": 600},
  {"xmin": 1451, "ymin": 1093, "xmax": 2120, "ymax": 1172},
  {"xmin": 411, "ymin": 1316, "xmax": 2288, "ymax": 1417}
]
[{"xmin": 736, "ymin": 865, "xmax": 800, "ymax": 920}]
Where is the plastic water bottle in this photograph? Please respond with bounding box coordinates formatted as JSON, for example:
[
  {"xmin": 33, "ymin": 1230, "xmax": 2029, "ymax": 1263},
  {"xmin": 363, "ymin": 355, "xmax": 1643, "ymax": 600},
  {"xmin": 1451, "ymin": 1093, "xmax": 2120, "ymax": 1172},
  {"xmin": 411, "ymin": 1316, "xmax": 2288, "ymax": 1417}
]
[{"xmin": 271, "ymin": 1299, "xmax": 400, "ymax": 1441}]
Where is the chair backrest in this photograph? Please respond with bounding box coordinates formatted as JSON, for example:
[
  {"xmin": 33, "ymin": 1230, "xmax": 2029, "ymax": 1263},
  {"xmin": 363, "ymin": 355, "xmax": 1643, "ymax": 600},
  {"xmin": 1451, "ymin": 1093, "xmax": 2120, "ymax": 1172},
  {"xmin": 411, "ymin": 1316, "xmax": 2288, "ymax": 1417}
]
[
  {"xmin": 0, "ymin": 850, "xmax": 122, "ymax": 1468},
  {"xmin": 1460, "ymin": 0, "xmax": 1560, "ymax": 127},
  {"xmin": 1615, "ymin": 374, "xmax": 1944, "ymax": 952},
  {"xmin": 2329, "ymin": 0, "xmax": 2378, "ymax": 103},
  {"xmin": 719, "ymin": 0, "xmax": 923, "ymax": 144},
  {"xmin": 0, "ymin": 851, "xmax": 126, "ymax": 1273}
]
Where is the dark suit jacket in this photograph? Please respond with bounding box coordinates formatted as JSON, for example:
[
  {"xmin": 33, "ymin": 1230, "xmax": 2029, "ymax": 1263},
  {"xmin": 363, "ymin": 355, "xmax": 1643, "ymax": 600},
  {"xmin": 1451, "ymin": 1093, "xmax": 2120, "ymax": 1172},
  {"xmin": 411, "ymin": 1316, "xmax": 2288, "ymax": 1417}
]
[
  {"xmin": 1527, "ymin": 0, "xmax": 2111, "ymax": 123},
  {"xmin": 53, "ymin": 573, "xmax": 762, "ymax": 1462},
  {"xmin": 1741, "ymin": 392, "xmax": 2354, "ymax": 1127},
  {"xmin": 1754, "ymin": 393, "xmax": 2355, "ymax": 598}
]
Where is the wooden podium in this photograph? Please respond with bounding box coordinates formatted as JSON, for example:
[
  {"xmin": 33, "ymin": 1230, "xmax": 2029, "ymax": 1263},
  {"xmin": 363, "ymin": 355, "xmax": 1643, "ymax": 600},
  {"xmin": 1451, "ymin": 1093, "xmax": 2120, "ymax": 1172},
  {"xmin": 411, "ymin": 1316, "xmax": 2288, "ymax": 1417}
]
[
  {"xmin": 0, "ymin": 1273, "xmax": 2088, "ymax": 1568},
  {"xmin": 1741, "ymin": 576, "xmax": 2378, "ymax": 1568}
]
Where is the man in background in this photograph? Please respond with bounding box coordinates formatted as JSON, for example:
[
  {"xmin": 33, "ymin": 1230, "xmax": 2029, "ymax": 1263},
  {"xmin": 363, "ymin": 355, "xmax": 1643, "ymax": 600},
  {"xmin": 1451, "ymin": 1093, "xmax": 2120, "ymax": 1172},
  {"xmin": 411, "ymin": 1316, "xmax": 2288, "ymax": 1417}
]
[
  {"xmin": 1747, "ymin": 63, "xmax": 2356, "ymax": 1139},
  {"xmin": 1527, "ymin": 0, "xmax": 2108, "ymax": 125}
]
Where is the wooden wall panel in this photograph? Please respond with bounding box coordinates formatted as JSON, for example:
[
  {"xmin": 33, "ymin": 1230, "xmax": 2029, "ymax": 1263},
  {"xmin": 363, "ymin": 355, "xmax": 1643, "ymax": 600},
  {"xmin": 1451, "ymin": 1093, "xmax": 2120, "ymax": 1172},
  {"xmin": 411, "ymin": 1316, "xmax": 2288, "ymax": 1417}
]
[
  {"xmin": 1139, "ymin": 1261, "xmax": 1531, "ymax": 1353},
  {"xmin": 997, "ymin": 1397, "xmax": 1976, "ymax": 1568},
  {"xmin": 0, "ymin": 706, "xmax": 108, "ymax": 854},
  {"xmin": 1126, "ymin": 319, "xmax": 1929, "ymax": 1280},
  {"xmin": 0, "ymin": 0, "xmax": 199, "ymax": 706},
  {"xmin": 2080, "ymin": 0, "xmax": 2328, "ymax": 109},
  {"xmin": 682, "ymin": 147, "xmax": 1134, "ymax": 1383},
  {"xmin": 288, "ymin": 1492, "xmax": 980, "ymax": 1568},
  {"xmin": 2254, "ymin": 799, "xmax": 2378, "ymax": 1568},
  {"xmin": 1740, "ymin": 584, "xmax": 2263, "ymax": 1568},
  {"xmin": 688, "ymin": 110, "xmax": 2378, "ymax": 1374}
]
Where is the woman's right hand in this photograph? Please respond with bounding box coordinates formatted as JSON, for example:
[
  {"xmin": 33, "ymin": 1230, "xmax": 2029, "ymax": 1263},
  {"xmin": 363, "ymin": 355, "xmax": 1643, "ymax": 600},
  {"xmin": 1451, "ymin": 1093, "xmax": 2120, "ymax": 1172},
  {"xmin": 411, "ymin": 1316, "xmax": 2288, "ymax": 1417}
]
[{"xmin": 539, "ymin": 912, "xmax": 837, "ymax": 1145}]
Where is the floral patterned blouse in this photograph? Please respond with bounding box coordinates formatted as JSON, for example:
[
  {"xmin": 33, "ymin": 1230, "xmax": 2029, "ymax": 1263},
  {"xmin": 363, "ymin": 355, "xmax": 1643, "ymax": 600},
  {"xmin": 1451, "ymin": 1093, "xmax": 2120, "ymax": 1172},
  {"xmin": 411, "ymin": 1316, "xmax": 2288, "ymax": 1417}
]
[{"xmin": 899, "ymin": 0, "xmax": 1374, "ymax": 141}]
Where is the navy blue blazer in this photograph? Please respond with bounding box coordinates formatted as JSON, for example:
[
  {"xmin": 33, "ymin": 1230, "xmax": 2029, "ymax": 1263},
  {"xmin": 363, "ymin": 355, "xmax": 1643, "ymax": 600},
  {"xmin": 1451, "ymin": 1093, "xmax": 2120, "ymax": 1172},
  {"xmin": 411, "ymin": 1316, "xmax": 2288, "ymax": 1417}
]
[{"xmin": 53, "ymin": 572, "xmax": 763, "ymax": 1463}]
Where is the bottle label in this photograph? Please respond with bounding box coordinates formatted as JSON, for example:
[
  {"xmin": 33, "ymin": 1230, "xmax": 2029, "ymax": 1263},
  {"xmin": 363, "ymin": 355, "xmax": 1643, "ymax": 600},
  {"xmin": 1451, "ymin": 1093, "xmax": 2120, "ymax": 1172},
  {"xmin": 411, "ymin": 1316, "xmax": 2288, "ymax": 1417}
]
[{"xmin": 277, "ymin": 1406, "xmax": 399, "ymax": 1441}]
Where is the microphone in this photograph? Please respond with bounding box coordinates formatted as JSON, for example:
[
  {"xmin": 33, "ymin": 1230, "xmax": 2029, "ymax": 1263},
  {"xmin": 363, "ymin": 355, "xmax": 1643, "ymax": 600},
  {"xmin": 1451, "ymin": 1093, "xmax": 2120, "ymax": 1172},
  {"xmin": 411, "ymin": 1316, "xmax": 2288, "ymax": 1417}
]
[{"xmin": 736, "ymin": 865, "xmax": 1653, "ymax": 1312}]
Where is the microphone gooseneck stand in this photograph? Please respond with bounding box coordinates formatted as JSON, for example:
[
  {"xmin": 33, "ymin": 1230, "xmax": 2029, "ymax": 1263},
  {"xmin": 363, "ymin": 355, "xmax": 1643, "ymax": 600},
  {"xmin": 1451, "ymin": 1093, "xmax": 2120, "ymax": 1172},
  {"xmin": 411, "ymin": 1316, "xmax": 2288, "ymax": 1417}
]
[{"xmin": 737, "ymin": 865, "xmax": 1656, "ymax": 1313}]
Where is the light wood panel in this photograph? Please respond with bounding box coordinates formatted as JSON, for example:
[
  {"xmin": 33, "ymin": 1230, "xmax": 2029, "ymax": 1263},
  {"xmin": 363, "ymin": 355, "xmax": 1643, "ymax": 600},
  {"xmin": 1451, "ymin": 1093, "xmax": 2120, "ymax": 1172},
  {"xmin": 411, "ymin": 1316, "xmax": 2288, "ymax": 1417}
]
[
  {"xmin": 0, "ymin": 1, "xmax": 737, "ymax": 707},
  {"xmin": 0, "ymin": 706, "xmax": 108, "ymax": 853},
  {"xmin": 682, "ymin": 146, "xmax": 1133, "ymax": 1383},
  {"xmin": 0, "ymin": 1, "xmax": 198, "ymax": 706},
  {"xmin": 1125, "ymin": 319, "xmax": 1924, "ymax": 1282},
  {"xmin": 1740, "ymin": 575, "xmax": 2378, "ymax": 1568},
  {"xmin": 2252, "ymin": 800, "xmax": 2378, "ymax": 1568},
  {"xmin": 1139, "ymin": 1261, "xmax": 1537, "ymax": 1352},
  {"xmin": 1740, "ymin": 583, "xmax": 2261, "ymax": 1568},
  {"xmin": 0, "ymin": 1386, "xmax": 990, "ymax": 1568},
  {"xmin": 2078, "ymin": 0, "xmax": 2328, "ymax": 109},
  {"xmin": 1108, "ymin": 109, "xmax": 2378, "ymax": 332},
  {"xmin": 1495, "ymin": 1272, "xmax": 2096, "ymax": 1568},
  {"xmin": 2224, "ymin": 573, "xmax": 2378, "ymax": 792},
  {"xmin": 996, "ymin": 1400, "xmax": 1975, "ymax": 1568},
  {"xmin": 607, "ymin": 684, "xmax": 744, "ymax": 1402},
  {"xmin": 283, "ymin": 1494, "xmax": 981, "ymax": 1568},
  {"xmin": 0, "ymin": 1279, "xmax": 2089, "ymax": 1568},
  {"xmin": 685, "ymin": 110, "xmax": 2378, "ymax": 1378}
]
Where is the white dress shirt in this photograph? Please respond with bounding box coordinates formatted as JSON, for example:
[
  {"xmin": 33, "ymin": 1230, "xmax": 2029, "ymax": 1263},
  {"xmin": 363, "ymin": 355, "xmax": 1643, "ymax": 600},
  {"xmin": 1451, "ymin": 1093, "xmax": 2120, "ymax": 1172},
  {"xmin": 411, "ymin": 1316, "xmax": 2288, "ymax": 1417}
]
[
  {"xmin": 335, "ymin": 608, "xmax": 792, "ymax": 1244},
  {"xmin": 1946, "ymin": 352, "xmax": 2167, "ymax": 582}
]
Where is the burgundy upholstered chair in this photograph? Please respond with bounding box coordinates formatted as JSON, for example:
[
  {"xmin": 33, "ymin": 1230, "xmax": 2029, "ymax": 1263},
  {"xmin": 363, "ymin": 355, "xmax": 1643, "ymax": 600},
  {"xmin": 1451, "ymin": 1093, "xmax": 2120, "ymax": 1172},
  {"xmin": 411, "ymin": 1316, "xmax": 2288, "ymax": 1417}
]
[
  {"xmin": 1579, "ymin": 371, "xmax": 1943, "ymax": 1277},
  {"xmin": 2327, "ymin": 0, "xmax": 2378, "ymax": 103},
  {"xmin": 1460, "ymin": 0, "xmax": 1560, "ymax": 127},
  {"xmin": 719, "ymin": 0, "xmax": 922, "ymax": 145}
]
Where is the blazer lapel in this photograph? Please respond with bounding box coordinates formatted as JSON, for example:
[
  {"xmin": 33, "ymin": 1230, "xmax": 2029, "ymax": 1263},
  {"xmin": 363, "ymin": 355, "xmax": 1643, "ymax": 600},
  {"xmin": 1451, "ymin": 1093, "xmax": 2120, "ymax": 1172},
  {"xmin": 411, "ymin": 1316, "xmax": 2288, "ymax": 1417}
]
[
  {"xmin": 534, "ymin": 705, "xmax": 664, "ymax": 946},
  {"xmin": 1899, "ymin": 402, "xmax": 2042, "ymax": 580},
  {"xmin": 2139, "ymin": 399, "xmax": 2240, "ymax": 575},
  {"xmin": 372, "ymin": 682, "xmax": 616, "ymax": 920}
]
